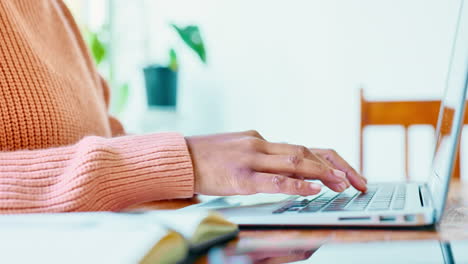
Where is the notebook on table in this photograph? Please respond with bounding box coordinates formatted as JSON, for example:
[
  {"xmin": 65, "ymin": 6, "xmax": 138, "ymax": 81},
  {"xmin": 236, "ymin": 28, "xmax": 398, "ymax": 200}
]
[{"xmin": 0, "ymin": 210, "xmax": 238, "ymax": 264}]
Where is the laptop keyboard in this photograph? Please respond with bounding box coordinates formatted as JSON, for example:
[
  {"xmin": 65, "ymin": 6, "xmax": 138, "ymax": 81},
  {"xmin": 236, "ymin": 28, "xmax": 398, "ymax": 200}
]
[{"xmin": 273, "ymin": 184, "xmax": 407, "ymax": 214}]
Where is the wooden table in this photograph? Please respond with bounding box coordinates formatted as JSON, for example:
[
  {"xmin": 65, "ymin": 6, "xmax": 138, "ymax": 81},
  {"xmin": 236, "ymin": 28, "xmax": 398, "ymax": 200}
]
[{"xmin": 130, "ymin": 180, "xmax": 468, "ymax": 263}]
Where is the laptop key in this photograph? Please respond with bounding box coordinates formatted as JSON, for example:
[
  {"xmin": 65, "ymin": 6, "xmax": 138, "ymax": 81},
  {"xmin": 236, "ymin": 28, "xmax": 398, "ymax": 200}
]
[
  {"xmin": 322, "ymin": 191, "xmax": 358, "ymax": 212},
  {"xmin": 299, "ymin": 192, "xmax": 339, "ymax": 213},
  {"xmin": 272, "ymin": 206, "xmax": 289, "ymax": 214},
  {"xmin": 274, "ymin": 195, "xmax": 326, "ymax": 214},
  {"xmin": 343, "ymin": 187, "xmax": 378, "ymax": 211},
  {"xmin": 367, "ymin": 186, "xmax": 396, "ymax": 211},
  {"xmin": 289, "ymin": 202, "xmax": 307, "ymax": 208},
  {"xmin": 273, "ymin": 200, "xmax": 307, "ymax": 214},
  {"xmin": 392, "ymin": 185, "xmax": 407, "ymax": 210}
]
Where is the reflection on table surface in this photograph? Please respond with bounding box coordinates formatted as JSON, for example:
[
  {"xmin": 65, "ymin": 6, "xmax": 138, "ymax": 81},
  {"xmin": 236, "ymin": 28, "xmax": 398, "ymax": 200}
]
[{"xmin": 207, "ymin": 239, "xmax": 468, "ymax": 264}]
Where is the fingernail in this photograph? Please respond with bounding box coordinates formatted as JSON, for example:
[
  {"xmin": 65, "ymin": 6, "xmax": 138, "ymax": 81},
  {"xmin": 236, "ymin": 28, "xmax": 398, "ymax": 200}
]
[{"xmin": 309, "ymin": 183, "xmax": 322, "ymax": 191}]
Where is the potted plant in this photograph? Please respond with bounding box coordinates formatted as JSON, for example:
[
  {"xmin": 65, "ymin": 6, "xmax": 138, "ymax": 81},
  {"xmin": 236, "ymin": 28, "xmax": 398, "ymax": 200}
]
[{"xmin": 144, "ymin": 24, "xmax": 207, "ymax": 108}]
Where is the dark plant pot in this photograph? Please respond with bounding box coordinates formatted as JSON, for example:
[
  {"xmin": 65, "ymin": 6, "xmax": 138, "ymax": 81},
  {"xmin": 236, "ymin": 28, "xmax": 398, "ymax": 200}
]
[{"xmin": 143, "ymin": 65, "xmax": 178, "ymax": 107}]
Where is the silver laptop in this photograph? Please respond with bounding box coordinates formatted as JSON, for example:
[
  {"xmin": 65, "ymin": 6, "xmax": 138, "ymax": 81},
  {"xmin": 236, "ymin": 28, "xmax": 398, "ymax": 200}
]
[{"xmin": 190, "ymin": 0, "xmax": 468, "ymax": 227}]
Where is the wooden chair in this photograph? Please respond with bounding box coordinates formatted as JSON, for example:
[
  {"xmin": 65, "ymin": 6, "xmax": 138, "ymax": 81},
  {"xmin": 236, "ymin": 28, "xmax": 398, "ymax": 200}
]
[{"xmin": 360, "ymin": 88, "xmax": 466, "ymax": 180}]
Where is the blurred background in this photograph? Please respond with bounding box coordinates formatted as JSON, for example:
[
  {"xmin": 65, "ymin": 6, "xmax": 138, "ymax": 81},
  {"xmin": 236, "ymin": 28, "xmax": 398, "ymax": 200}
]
[{"xmin": 64, "ymin": 0, "xmax": 467, "ymax": 182}]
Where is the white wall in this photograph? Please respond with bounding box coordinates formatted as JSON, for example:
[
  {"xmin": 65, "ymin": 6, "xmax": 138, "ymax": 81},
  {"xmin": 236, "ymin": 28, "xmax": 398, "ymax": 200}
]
[{"xmin": 110, "ymin": 0, "xmax": 463, "ymax": 181}]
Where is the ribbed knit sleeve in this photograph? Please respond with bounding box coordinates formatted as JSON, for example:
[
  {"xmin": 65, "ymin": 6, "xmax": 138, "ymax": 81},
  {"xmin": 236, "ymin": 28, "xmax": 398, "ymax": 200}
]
[{"xmin": 0, "ymin": 133, "xmax": 194, "ymax": 214}]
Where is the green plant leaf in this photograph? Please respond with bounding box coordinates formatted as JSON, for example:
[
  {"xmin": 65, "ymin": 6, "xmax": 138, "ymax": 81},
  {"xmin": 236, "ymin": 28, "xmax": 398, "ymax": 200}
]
[
  {"xmin": 169, "ymin": 48, "xmax": 178, "ymax": 71},
  {"xmin": 90, "ymin": 33, "xmax": 107, "ymax": 65},
  {"xmin": 82, "ymin": 28, "xmax": 107, "ymax": 66},
  {"xmin": 171, "ymin": 24, "xmax": 207, "ymax": 64}
]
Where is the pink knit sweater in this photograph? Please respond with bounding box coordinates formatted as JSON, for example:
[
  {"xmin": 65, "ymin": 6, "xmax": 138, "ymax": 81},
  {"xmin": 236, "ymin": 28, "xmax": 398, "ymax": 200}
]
[{"xmin": 0, "ymin": 0, "xmax": 194, "ymax": 213}]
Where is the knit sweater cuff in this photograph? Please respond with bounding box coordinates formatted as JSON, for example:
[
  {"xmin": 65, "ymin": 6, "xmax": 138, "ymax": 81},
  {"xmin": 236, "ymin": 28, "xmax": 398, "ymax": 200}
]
[{"xmin": 101, "ymin": 133, "xmax": 194, "ymax": 211}]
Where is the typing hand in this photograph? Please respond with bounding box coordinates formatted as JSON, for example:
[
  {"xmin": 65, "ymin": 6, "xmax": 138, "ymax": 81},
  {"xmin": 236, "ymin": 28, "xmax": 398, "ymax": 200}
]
[{"xmin": 185, "ymin": 130, "xmax": 367, "ymax": 196}]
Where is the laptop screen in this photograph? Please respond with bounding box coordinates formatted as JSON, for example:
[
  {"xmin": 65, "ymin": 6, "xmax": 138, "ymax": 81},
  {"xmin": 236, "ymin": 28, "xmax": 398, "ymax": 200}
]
[{"xmin": 428, "ymin": 0, "xmax": 468, "ymax": 222}]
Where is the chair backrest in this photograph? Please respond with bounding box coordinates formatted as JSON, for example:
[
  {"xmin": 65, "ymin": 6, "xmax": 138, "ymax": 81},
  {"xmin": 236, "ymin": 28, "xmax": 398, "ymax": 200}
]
[{"xmin": 360, "ymin": 89, "xmax": 466, "ymax": 180}]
